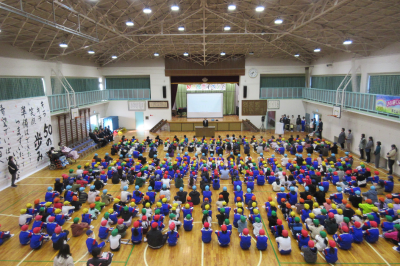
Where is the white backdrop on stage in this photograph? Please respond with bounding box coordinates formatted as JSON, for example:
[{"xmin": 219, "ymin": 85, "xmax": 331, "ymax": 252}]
[
  {"xmin": 0, "ymin": 96, "xmax": 53, "ymax": 190},
  {"xmin": 187, "ymin": 93, "xmax": 223, "ymax": 118}
]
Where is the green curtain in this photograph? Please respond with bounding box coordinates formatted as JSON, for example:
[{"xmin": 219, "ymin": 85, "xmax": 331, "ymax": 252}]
[
  {"xmin": 175, "ymin": 84, "xmax": 236, "ymax": 115},
  {"xmin": 260, "ymin": 75, "xmax": 305, "ymax": 87},
  {"xmin": 368, "ymin": 75, "xmax": 400, "ymax": 95},
  {"xmin": 51, "ymin": 77, "xmax": 99, "ymax": 94},
  {"xmin": 105, "ymin": 77, "xmax": 150, "ymax": 89},
  {"xmin": 0, "ymin": 77, "xmax": 44, "ymax": 100},
  {"xmin": 311, "ymin": 75, "xmax": 361, "ymax": 92}
]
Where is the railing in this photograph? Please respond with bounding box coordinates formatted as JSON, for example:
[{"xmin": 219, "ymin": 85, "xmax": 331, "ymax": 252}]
[
  {"xmin": 260, "ymin": 87, "xmax": 303, "ymax": 99},
  {"xmin": 48, "ymin": 89, "xmax": 151, "ymax": 113},
  {"xmin": 260, "ymin": 87, "xmax": 400, "ymax": 119}
]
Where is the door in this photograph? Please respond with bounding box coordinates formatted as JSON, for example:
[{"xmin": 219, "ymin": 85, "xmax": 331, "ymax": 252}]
[
  {"xmin": 314, "ymin": 113, "xmax": 319, "ymax": 127},
  {"xmin": 90, "ymin": 114, "xmax": 98, "ymax": 131},
  {"xmin": 266, "ymin": 111, "xmax": 276, "ymax": 129},
  {"xmin": 135, "ymin": 112, "xmax": 144, "ymax": 131}
]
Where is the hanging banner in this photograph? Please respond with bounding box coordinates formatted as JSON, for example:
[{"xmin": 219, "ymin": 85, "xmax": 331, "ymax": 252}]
[
  {"xmin": 376, "ymin": 94, "xmax": 400, "ymax": 115},
  {"xmin": 186, "ymin": 84, "xmax": 226, "ymax": 91},
  {"xmin": 0, "ymin": 96, "xmax": 53, "ymax": 190}
]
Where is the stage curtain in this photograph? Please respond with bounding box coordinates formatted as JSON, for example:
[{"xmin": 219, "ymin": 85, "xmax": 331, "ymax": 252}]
[
  {"xmin": 175, "ymin": 83, "xmax": 236, "ymax": 115},
  {"xmin": 368, "ymin": 75, "xmax": 400, "ymax": 95},
  {"xmin": 0, "ymin": 77, "xmax": 45, "ymax": 100}
]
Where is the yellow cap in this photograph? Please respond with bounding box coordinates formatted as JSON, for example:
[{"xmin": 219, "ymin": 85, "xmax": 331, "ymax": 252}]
[
  {"xmin": 26, "ymin": 203, "xmax": 32, "ymax": 208},
  {"xmin": 254, "ymin": 209, "xmax": 259, "ymax": 214},
  {"xmin": 108, "ymin": 209, "xmax": 114, "ymax": 213},
  {"xmin": 309, "ymin": 213, "xmax": 315, "ymax": 218},
  {"xmin": 205, "ymin": 204, "xmax": 210, "ymax": 210},
  {"xmin": 45, "ymin": 202, "xmax": 52, "ymax": 207},
  {"xmin": 64, "ymin": 201, "xmax": 70, "ymax": 205},
  {"xmin": 20, "ymin": 209, "xmax": 27, "ymax": 214},
  {"xmin": 55, "ymin": 208, "xmax": 61, "ymax": 214},
  {"xmin": 304, "ymin": 204, "xmax": 310, "ymax": 210},
  {"xmin": 83, "ymin": 208, "xmax": 88, "ymax": 213}
]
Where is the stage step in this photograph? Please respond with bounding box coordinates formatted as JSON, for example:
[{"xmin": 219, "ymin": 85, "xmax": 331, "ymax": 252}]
[
  {"xmin": 242, "ymin": 119, "xmax": 259, "ymax": 132},
  {"xmin": 150, "ymin": 119, "xmax": 167, "ymax": 133}
]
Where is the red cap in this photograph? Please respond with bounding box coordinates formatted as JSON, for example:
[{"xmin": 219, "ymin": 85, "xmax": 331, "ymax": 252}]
[
  {"xmin": 35, "ymin": 215, "xmax": 42, "ymax": 221},
  {"xmin": 259, "ymin": 229, "xmax": 265, "ymax": 235},
  {"xmin": 54, "ymin": 226, "xmax": 62, "ymax": 234},
  {"xmin": 21, "ymin": 225, "xmax": 29, "ymax": 231},
  {"xmin": 48, "ymin": 216, "xmax": 55, "ymax": 222},
  {"xmin": 366, "ymin": 199, "xmax": 372, "ymax": 204},
  {"xmin": 282, "ymin": 172, "xmax": 286, "ymax": 175},
  {"xmin": 354, "ymin": 221, "xmax": 361, "ymax": 228},
  {"xmin": 151, "ymin": 222, "xmax": 158, "ymax": 228},
  {"xmin": 328, "ymin": 212, "xmax": 334, "ymax": 218},
  {"xmin": 221, "ymin": 224, "xmax": 227, "ymax": 231},
  {"xmin": 142, "ymin": 216, "xmax": 147, "ymax": 221},
  {"xmin": 370, "ymin": 221, "xmax": 377, "ymax": 227},
  {"xmin": 154, "ymin": 215, "xmax": 160, "ymax": 221},
  {"xmin": 101, "ymin": 220, "xmax": 107, "ymax": 226},
  {"xmin": 90, "ymin": 203, "xmax": 95, "ymax": 208},
  {"xmin": 204, "ymin": 222, "xmax": 209, "ymax": 228},
  {"xmin": 118, "ymin": 219, "xmax": 124, "ymax": 225},
  {"xmin": 308, "ymin": 240, "xmax": 315, "ymax": 248},
  {"xmin": 134, "ymin": 221, "xmax": 140, "ymax": 228},
  {"xmin": 169, "ymin": 222, "xmax": 175, "ymax": 230},
  {"xmin": 243, "ymin": 228, "xmax": 249, "ymax": 235},
  {"xmin": 329, "ymin": 240, "xmax": 336, "ymax": 248},
  {"xmin": 277, "ymin": 219, "xmax": 282, "ymax": 225},
  {"xmin": 301, "ymin": 229, "xmax": 308, "ymax": 237},
  {"xmin": 282, "ymin": 230, "xmax": 288, "ymax": 237},
  {"xmin": 33, "ymin": 227, "xmax": 41, "ymax": 234},
  {"xmin": 252, "ymin": 196, "xmax": 256, "ymax": 201}
]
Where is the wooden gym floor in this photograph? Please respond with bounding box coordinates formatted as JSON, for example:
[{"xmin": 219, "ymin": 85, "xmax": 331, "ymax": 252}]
[{"xmin": 0, "ymin": 129, "xmax": 399, "ymax": 266}]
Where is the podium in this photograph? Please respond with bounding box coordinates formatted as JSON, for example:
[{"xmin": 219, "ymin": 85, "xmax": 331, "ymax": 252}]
[
  {"xmin": 195, "ymin": 126, "xmax": 215, "ymax": 137},
  {"xmin": 275, "ymin": 122, "xmax": 284, "ymax": 134}
]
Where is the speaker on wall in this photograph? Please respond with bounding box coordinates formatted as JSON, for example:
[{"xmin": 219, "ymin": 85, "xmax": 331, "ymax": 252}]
[
  {"xmin": 162, "ymin": 86, "xmax": 167, "ymax": 98},
  {"xmin": 243, "ymin": 86, "xmax": 247, "ymax": 98},
  {"xmin": 261, "ymin": 116, "xmax": 265, "ymax": 122}
]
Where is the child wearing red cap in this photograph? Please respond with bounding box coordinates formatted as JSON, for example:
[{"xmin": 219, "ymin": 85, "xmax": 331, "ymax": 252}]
[
  {"xmin": 276, "ymin": 230, "xmax": 291, "ymax": 254},
  {"xmin": 325, "ymin": 212, "xmax": 338, "ymax": 235},
  {"xmin": 271, "ymin": 219, "xmax": 285, "ymax": 237},
  {"xmin": 364, "ymin": 221, "xmax": 379, "ymax": 243},
  {"xmin": 86, "ymin": 230, "xmax": 105, "ymax": 253},
  {"xmin": 333, "ymin": 225, "xmax": 353, "ymax": 250},
  {"xmin": 116, "ymin": 219, "xmax": 128, "ymax": 238},
  {"xmin": 324, "ymin": 240, "xmax": 338, "ymax": 263},
  {"xmin": 301, "ymin": 240, "xmax": 317, "ymax": 263},
  {"xmin": 99, "ymin": 220, "xmax": 113, "ymax": 240},
  {"xmin": 201, "ymin": 222, "xmax": 213, "ymax": 243},
  {"xmin": 131, "ymin": 221, "xmax": 144, "ymax": 244},
  {"xmin": 51, "ymin": 226, "xmax": 70, "ymax": 250},
  {"xmin": 256, "ymin": 229, "xmax": 268, "ymax": 250},
  {"xmin": 297, "ymin": 229, "xmax": 310, "ymax": 249},
  {"xmin": 215, "ymin": 224, "xmax": 232, "ymax": 247},
  {"xmin": 147, "ymin": 222, "xmax": 168, "ymax": 249},
  {"xmin": 32, "ymin": 227, "xmax": 49, "ymax": 250},
  {"xmin": 349, "ymin": 221, "xmax": 363, "ymax": 243},
  {"xmin": 167, "ymin": 223, "xmax": 179, "ymax": 246},
  {"xmin": 239, "ymin": 228, "xmax": 252, "ymax": 250}
]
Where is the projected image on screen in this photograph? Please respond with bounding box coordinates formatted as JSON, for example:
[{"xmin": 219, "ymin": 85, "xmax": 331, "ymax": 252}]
[{"xmin": 187, "ymin": 93, "xmax": 223, "ymax": 118}]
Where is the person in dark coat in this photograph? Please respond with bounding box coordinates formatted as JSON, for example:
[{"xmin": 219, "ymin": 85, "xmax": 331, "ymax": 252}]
[
  {"xmin": 8, "ymin": 156, "xmax": 18, "ymax": 187},
  {"xmin": 338, "ymin": 128, "xmax": 346, "ymax": 149},
  {"xmin": 147, "ymin": 222, "xmax": 168, "ymax": 249},
  {"xmin": 189, "ymin": 186, "xmax": 201, "ymax": 205}
]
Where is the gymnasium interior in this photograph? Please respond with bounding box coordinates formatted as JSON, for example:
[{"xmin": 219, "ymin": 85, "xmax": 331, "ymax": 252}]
[{"xmin": 0, "ymin": 0, "xmax": 400, "ymax": 265}]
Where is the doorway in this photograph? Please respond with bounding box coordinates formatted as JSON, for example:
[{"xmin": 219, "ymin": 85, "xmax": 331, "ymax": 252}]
[
  {"xmin": 266, "ymin": 111, "xmax": 276, "ymax": 129},
  {"xmin": 313, "ymin": 113, "xmax": 322, "ymax": 127},
  {"xmin": 90, "ymin": 114, "xmax": 98, "ymax": 131},
  {"xmin": 135, "ymin": 112, "xmax": 144, "ymax": 131}
]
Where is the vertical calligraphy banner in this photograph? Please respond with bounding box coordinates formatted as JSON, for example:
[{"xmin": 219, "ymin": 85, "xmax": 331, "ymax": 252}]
[{"xmin": 0, "ymin": 96, "xmax": 53, "ymax": 190}]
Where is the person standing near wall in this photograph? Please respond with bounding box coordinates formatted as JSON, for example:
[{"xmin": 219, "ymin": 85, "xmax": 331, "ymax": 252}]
[
  {"xmin": 317, "ymin": 119, "xmax": 323, "ymax": 138},
  {"xmin": 374, "ymin": 141, "xmax": 381, "ymax": 168},
  {"xmin": 338, "ymin": 129, "xmax": 346, "ymax": 150},
  {"xmin": 365, "ymin": 137, "xmax": 374, "ymax": 163},
  {"xmin": 8, "ymin": 156, "xmax": 18, "ymax": 187},
  {"xmin": 346, "ymin": 130, "xmax": 353, "ymax": 152},
  {"xmin": 358, "ymin": 134, "xmax": 367, "ymax": 160},
  {"xmin": 387, "ymin": 144, "xmax": 397, "ymax": 175},
  {"xmin": 296, "ymin": 115, "xmax": 302, "ymax": 132},
  {"xmin": 309, "ymin": 119, "xmax": 314, "ymax": 133}
]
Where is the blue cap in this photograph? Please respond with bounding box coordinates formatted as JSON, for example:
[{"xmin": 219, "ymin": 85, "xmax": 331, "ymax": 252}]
[
  {"xmin": 331, "ymin": 153, "xmax": 335, "ymax": 156},
  {"xmin": 149, "ymin": 186, "xmax": 153, "ymax": 191},
  {"xmin": 105, "ymin": 153, "xmax": 109, "ymax": 156},
  {"xmin": 177, "ymin": 154, "xmax": 180, "ymax": 156},
  {"xmin": 135, "ymin": 185, "xmax": 139, "ymax": 190},
  {"xmin": 305, "ymin": 186, "xmax": 309, "ymax": 192},
  {"xmin": 223, "ymin": 187, "xmax": 227, "ymax": 191},
  {"xmin": 290, "ymin": 187, "xmax": 294, "ymax": 191},
  {"xmin": 307, "ymin": 154, "xmax": 311, "ymax": 157},
  {"xmin": 337, "ymin": 187, "xmax": 342, "ymax": 192},
  {"xmin": 260, "ymin": 153, "xmax": 263, "ymax": 156},
  {"xmin": 90, "ymin": 185, "xmax": 95, "ymax": 190},
  {"xmin": 185, "ymin": 152, "xmax": 188, "ymax": 155},
  {"xmin": 247, "ymin": 188, "xmax": 251, "ymax": 193},
  {"xmin": 195, "ymin": 153, "xmax": 198, "ymax": 156},
  {"xmin": 345, "ymin": 152, "xmax": 349, "ymax": 155},
  {"xmin": 103, "ymin": 189, "xmax": 108, "ymax": 194},
  {"xmin": 55, "ymin": 178, "xmax": 60, "ymax": 181},
  {"xmin": 154, "ymin": 155, "xmax": 157, "ymax": 158},
  {"xmin": 86, "ymin": 230, "xmax": 93, "ymax": 235},
  {"xmin": 79, "ymin": 187, "xmax": 85, "ymax": 192},
  {"xmin": 370, "ymin": 186, "xmax": 375, "ymax": 190},
  {"xmin": 47, "ymin": 187, "xmax": 52, "ymax": 191},
  {"xmin": 180, "ymin": 187, "xmax": 183, "ymax": 191},
  {"xmin": 272, "ymin": 154, "xmax": 275, "ymax": 158},
  {"xmin": 355, "ymin": 190, "xmax": 361, "ymax": 195},
  {"xmin": 284, "ymin": 154, "xmax": 287, "ymax": 157},
  {"xmin": 205, "ymin": 185, "xmax": 209, "ymax": 191},
  {"xmin": 66, "ymin": 185, "xmax": 72, "ymax": 190},
  {"xmin": 238, "ymin": 154, "xmax": 241, "ymax": 157},
  {"xmin": 123, "ymin": 186, "xmax": 128, "ymax": 191},
  {"xmin": 193, "ymin": 185, "xmax": 197, "ymax": 190},
  {"xmin": 95, "ymin": 153, "xmax": 98, "ymax": 156},
  {"xmin": 299, "ymin": 154, "xmax": 303, "ymax": 157},
  {"xmin": 230, "ymin": 152, "xmax": 233, "ymax": 155},
  {"xmin": 236, "ymin": 185, "xmax": 240, "ymax": 191},
  {"xmin": 139, "ymin": 154, "xmax": 143, "ymax": 156},
  {"xmin": 319, "ymin": 186, "xmax": 324, "ymax": 191},
  {"xmin": 202, "ymin": 153, "xmax": 205, "ymax": 156},
  {"xmin": 280, "ymin": 187, "xmax": 285, "ymax": 192},
  {"xmin": 120, "ymin": 154, "xmax": 123, "ymax": 158}
]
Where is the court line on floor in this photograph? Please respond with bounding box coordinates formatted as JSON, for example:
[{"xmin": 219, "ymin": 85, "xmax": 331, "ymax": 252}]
[
  {"xmin": 0, "ymin": 190, "xmax": 38, "ymax": 213},
  {"xmin": 144, "ymin": 244, "xmax": 149, "ymax": 266},
  {"xmin": 365, "ymin": 242, "xmax": 391, "ymax": 266},
  {"xmin": 74, "ymin": 251, "xmax": 88, "ymax": 265},
  {"xmin": 125, "ymin": 244, "xmax": 135, "ymax": 266},
  {"xmin": 317, "ymin": 251, "xmax": 334, "ymax": 266},
  {"xmin": 17, "ymin": 249, "xmax": 34, "ymax": 266},
  {"xmin": 201, "ymin": 241, "xmax": 204, "ymax": 266},
  {"xmin": 260, "ymin": 216, "xmax": 281, "ymax": 266}
]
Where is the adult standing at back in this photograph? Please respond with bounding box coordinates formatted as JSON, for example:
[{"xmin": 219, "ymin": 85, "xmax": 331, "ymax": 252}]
[
  {"xmin": 346, "ymin": 130, "xmax": 353, "ymax": 152},
  {"xmin": 8, "ymin": 156, "xmax": 18, "ymax": 187},
  {"xmin": 203, "ymin": 118, "xmax": 208, "ymax": 128},
  {"xmin": 338, "ymin": 128, "xmax": 346, "ymax": 150},
  {"xmin": 358, "ymin": 134, "xmax": 367, "ymax": 160},
  {"xmin": 317, "ymin": 119, "xmax": 323, "ymax": 138},
  {"xmin": 374, "ymin": 141, "xmax": 381, "ymax": 168},
  {"xmin": 365, "ymin": 137, "xmax": 374, "ymax": 163},
  {"xmin": 387, "ymin": 144, "xmax": 397, "ymax": 175},
  {"xmin": 296, "ymin": 115, "xmax": 302, "ymax": 132}
]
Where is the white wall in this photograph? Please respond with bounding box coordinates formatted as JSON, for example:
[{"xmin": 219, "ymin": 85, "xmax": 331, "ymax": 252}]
[
  {"xmin": 239, "ymin": 57, "xmax": 307, "ymax": 125},
  {"xmin": 311, "ymin": 42, "xmax": 400, "ymax": 93},
  {"xmin": 304, "ymin": 101, "xmax": 400, "ymax": 175}
]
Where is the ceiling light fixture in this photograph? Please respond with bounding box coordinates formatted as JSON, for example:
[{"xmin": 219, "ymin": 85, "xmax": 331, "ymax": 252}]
[
  {"xmin": 59, "ymin": 42, "xmax": 68, "ymax": 48},
  {"xmin": 183, "ymin": 52, "xmax": 189, "ymax": 56},
  {"xmin": 220, "ymin": 52, "xmax": 226, "ymax": 56},
  {"xmin": 126, "ymin": 20, "xmax": 134, "ymax": 26},
  {"xmin": 224, "ymin": 25, "xmax": 231, "ymax": 31},
  {"xmin": 228, "ymin": 4, "xmax": 236, "ymax": 11},
  {"xmin": 343, "ymin": 39, "xmax": 352, "ymax": 45},
  {"xmin": 171, "ymin": 4, "xmax": 179, "ymax": 11},
  {"xmin": 143, "ymin": 7, "xmax": 152, "ymax": 14},
  {"xmin": 294, "ymin": 53, "xmax": 300, "ymax": 57},
  {"xmin": 255, "ymin": 5, "xmax": 265, "ymax": 12},
  {"xmin": 178, "ymin": 26, "xmax": 185, "ymax": 31},
  {"xmin": 154, "ymin": 52, "xmax": 159, "ymax": 56},
  {"xmin": 274, "ymin": 18, "xmax": 283, "ymax": 24},
  {"xmin": 314, "ymin": 48, "xmax": 321, "ymax": 52},
  {"xmin": 88, "ymin": 50, "xmax": 95, "ymax": 54},
  {"xmin": 111, "ymin": 55, "xmax": 117, "ymax": 59}
]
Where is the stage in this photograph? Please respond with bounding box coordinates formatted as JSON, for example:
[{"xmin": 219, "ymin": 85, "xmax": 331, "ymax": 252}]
[{"xmin": 168, "ymin": 115, "xmax": 242, "ymax": 132}]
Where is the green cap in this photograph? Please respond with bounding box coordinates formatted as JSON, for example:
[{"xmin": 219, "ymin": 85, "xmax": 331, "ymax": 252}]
[
  {"xmin": 186, "ymin": 214, "xmax": 191, "ymax": 219},
  {"xmin": 321, "ymin": 209, "xmax": 327, "ymax": 215},
  {"xmin": 395, "ymin": 224, "xmax": 400, "ymax": 230},
  {"xmin": 69, "ymin": 169, "xmax": 73, "ymax": 173},
  {"xmin": 104, "ymin": 212, "xmax": 109, "ymax": 219},
  {"xmin": 220, "ymin": 208, "xmax": 225, "ymax": 213},
  {"xmin": 141, "ymin": 208, "xmax": 146, "ymax": 214},
  {"xmin": 343, "ymin": 217, "xmax": 350, "ymax": 223},
  {"xmin": 367, "ymin": 214, "xmax": 374, "ymax": 220},
  {"xmin": 155, "ymin": 209, "xmax": 160, "ymax": 214},
  {"xmin": 255, "ymin": 217, "xmax": 260, "ymax": 223},
  {"xmin": 108, "ymin": 167, "xmax": 111, "ymax": 170},
  {"xmin": 111, "ymin": 229, "xmax": 118, "ymax": 236},
  {"xmin": 320, "ymin": 231, "xmax": 327, "ymax": 238},
  {"xmin": 77, "ymin": 165, "xmax": 81, "ymax": 169},
  {"xmin": 89, "ymin": 169, "xmax": 92, "ymax": 172},
  {"xmin": 240, "ymin": 215, "xmax": 246, "ymax": 222},
  {"xmin": 313, "ymin": 219, "xmax": 319, "ymax": 226},
  {"xmin": 386, "ymin": 215, "xmax": 393, "ymax": 222},
  {"xmin": 295, "ymin": 217, "xmax": 300, "ymax": 223},
  {"xmin": 272, "ymin": 211, "xmax": 276, "ymax": 217},
  {"xmin": 124, "ymin": 206, "xmax": 129, "ymax": 211},
  {"xmin": 40, "ymin": 207, "xmax": 45, "ymax": 212},
  {"xmin": 225, "ymin": 219, "xmax": 230, "ymax": 225},
  {"xmin": 203, "ymin": 210, "xmax": 209, "ymax": 215},
  {"xmin": 170, "ymin": 213, "xmax": 176, "ymax": 219},
  {"xmin": 73, "ymin": 217, "xmax": 79, "ymax": 224}
]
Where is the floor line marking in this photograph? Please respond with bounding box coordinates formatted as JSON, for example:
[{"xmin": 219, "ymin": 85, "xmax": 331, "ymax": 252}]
[
  {"xmin": 250, "ymin": 236, "xmax": 263, "ymax": 266},
  {"xmin": 318, "ymin": 251, "xmax": 334, "ymax": 266},
  {"xmin": 144, "ymin": 244, "xmax": 149, "ymax": 266},
  {"xmin": 17, "ymin": 250, "xmax": 34, "ymax": 266},
  {"xmin": 74, "ymin": 251, "xmax": 88, "ymax": 264},
  {"xmin": 365, "ymin": 242, "xmax": 391, "ymax": 266},
  {"xmin": 201, "ymin": 241, "xmax": 204, "ymax": 266}
]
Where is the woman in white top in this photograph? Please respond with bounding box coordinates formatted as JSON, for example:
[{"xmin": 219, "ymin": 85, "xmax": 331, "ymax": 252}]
[{"xmin": 53, "ymin": 244, "xmax": 74, "ymax": 266}]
